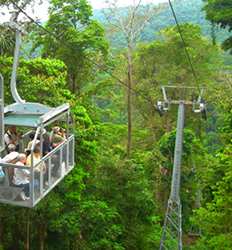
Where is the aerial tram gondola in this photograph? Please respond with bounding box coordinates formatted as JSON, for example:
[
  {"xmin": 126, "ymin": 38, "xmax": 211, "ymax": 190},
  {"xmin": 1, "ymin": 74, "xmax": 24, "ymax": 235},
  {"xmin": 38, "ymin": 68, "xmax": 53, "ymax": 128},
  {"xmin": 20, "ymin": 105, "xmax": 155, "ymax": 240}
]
[{"xmin": 0, "ymin": 21, "xmax": 75, "ymax": 207}]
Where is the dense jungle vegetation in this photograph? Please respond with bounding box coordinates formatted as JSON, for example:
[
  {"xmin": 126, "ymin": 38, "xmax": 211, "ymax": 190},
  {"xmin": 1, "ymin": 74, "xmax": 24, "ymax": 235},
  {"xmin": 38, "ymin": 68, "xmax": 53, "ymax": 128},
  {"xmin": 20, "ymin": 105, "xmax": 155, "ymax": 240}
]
[{"xmin": 0, "ymin": 0, "xmax": 232, "ymax": 249}]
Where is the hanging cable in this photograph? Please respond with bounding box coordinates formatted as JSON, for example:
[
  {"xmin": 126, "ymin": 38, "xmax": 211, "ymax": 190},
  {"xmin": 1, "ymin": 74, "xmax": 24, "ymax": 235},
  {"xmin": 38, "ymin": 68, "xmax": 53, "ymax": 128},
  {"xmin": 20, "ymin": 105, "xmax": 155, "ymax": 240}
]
[
  {"xmin": 8, "ymin": 0, "xmax": 157, "ymax": 109},
  {"xmin": 168, "ymin": 0, "xmax": 200, "ymax": 90}
]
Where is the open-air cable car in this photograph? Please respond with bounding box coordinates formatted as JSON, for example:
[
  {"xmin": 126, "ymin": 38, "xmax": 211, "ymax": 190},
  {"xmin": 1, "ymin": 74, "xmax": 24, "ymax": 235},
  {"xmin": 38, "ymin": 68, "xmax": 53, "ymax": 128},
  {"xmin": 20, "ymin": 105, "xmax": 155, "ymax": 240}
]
[{"xmin": 0, "ymin": 21, "xmax": 75, "ymax": 207}]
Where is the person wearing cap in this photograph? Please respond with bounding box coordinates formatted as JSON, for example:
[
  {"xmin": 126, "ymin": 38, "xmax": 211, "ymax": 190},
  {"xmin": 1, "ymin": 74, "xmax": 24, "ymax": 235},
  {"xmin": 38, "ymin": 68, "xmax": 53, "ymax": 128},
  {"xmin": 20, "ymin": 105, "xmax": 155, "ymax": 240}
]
[{"xmin": 12, "ymin": 153, "xmax": 30, "ymax": 200}]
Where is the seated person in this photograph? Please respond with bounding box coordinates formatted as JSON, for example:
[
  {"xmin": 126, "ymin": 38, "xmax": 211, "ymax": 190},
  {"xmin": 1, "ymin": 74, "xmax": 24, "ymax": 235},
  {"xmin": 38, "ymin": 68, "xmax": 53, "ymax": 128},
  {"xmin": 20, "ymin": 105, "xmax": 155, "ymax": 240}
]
[
  {"xmin": 4, "ymin": 126, "xmax": 20, "ymax": 152},
  {"xmin": 0, "ymin": 151, "xmax": 19, "ymax": 164},
  {"xmin": 0, "ymin": 151, "xmax": 19, "ymax": 184},
  {"xmin": 26, "ymin": 145, "xmax": 46, "ymax": 173},
  {"xmin": 50, "ymin": 126, "xmax": 65, "ymax": 149},
  {"xmin": 12, "ymin": 153, "xmax": 30, "ymax": 200},
  {"xmin": 25, "ymin": 132, "xmax": 40, "ymax": 156}
]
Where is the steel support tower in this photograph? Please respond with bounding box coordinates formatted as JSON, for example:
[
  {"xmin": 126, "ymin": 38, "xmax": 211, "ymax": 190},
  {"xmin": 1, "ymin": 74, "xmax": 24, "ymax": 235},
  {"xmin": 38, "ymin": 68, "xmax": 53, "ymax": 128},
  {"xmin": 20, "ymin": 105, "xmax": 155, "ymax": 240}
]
[
  {"xmin": 157, "ymin": 86, "xmax": 206, "ymax": 249},
  {"xmin": 159, "ymin": 102, "xmax": 185, "ymax": 250}
]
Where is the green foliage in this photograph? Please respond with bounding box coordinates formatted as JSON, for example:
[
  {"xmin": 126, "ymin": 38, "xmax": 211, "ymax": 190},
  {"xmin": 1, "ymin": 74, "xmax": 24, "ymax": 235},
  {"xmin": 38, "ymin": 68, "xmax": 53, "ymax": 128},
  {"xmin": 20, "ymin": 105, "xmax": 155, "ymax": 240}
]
[
  {"xmin": 191, "ymin": 143, "xmax": 232, "ymax": 249},
  {"xmin": 0, "ymin": 0, "xmax": 231, "ymax": 249},
  {"xmin": 133, "ymin": 23, "xmax": 222, "ymax": 137},
  {"xmin": 159, "ymin": 129, "xmax": 198, "ymax": 162},
  {"xmin": 93, "ymin": 149, "xmax": 161, "ymax": 250},
  {"xmin": 0, "ymin": 56, "xmax": 73, "ymax": 105},
  {"xmin": 94, "ymin": 0, "xmax": 230, "ymax": 47},
  {"xmin": 33, "ymin": 0, "xmax": 109, "ymax": 93},
  {"xmin": 204, "ymin": 0, "xmax": 232, "ymax": 53},
  {"xmin": 188, "ymin": 74, "xmax": 232, "ymax": 248},
  {"xmin": 135, "ymin": 23, "xmax": 221, "ymax": 86},
  {"xmin": 0, "ymin": 26, "xmax": 15, "ymax": 56}
]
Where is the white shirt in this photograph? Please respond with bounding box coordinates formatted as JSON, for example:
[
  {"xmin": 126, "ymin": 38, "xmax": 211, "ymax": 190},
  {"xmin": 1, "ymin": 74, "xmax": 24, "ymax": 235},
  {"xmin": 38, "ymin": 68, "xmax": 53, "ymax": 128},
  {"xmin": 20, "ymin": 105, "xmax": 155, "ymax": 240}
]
[
  {"xmin": 0, "ymin": 152, "xmax": 19, "ymax": 163},
  {"xmin": 13, "ymin": 161, "xmax": 30, "ymax": 185},
  {"xmin": 4, "ymin": 130, "xmax": 18, "ymax": 146},
  {"xmin": 0, "ymin": 152, "xmax": 19, "ymax": 178}
]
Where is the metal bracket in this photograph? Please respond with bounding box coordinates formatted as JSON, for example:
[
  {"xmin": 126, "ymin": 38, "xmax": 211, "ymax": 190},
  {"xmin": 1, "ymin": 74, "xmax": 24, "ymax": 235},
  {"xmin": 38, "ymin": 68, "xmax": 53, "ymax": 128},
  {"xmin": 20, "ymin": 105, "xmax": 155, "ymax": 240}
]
[{"xmin": 3, "ymin": 20, "xmax": 26, "ymax": 104}]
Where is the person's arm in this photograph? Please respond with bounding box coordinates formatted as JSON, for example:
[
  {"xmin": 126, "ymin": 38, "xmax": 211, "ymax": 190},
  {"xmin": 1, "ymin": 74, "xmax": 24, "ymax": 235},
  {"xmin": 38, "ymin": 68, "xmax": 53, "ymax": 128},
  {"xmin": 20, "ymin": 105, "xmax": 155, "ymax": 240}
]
[{"xmin": 26, "ymin": 155, "xmax": 31, "ymax": 167}]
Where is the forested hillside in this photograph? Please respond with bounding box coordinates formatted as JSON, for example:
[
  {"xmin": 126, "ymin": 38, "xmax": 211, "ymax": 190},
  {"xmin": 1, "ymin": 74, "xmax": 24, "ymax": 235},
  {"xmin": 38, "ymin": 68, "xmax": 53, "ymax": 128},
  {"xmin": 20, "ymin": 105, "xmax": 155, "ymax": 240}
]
[
  {"xmin": 94, "ymin": 0, "xmax": 230, "ymax": 47},
  {"xmin": 0, "ymin": 0, "xmax": 231, "ymax": 249}
]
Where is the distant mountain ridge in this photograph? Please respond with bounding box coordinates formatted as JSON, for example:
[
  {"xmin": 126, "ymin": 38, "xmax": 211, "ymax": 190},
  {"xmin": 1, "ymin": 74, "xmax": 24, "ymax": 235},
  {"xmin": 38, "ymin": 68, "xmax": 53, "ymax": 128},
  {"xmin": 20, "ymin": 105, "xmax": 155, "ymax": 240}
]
[{"xmin": 93, "ymin": 0, "xmax": 230, "ymax": 47}]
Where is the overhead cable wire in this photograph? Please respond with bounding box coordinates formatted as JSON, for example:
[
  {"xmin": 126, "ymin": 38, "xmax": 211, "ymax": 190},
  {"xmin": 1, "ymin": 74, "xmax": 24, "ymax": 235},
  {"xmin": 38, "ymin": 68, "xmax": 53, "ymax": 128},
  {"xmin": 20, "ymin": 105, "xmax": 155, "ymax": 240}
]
[
  {"xmin": 8, "ymin": 0, "xmax": 156, "ymax": 108},
  {"xmin": 168, "ymin": 0, "xmax": 200, "ymax": 90}
]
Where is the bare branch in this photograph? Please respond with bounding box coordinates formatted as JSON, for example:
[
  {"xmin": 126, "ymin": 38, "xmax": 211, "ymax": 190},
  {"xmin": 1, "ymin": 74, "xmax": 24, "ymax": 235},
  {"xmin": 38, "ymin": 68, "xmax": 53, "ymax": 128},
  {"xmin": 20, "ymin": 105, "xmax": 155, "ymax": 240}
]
[{"xmin": 103, "ymin": 0, "xmax": 163, "ymax": 47}]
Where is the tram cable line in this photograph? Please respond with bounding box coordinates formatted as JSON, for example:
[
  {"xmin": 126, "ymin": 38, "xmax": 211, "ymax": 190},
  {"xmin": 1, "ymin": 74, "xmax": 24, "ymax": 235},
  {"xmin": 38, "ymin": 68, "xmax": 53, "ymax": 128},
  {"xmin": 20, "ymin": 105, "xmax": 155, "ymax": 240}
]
[{"xmin": 167, "ymin": 0, "xmax": 200, "ymax": 91}]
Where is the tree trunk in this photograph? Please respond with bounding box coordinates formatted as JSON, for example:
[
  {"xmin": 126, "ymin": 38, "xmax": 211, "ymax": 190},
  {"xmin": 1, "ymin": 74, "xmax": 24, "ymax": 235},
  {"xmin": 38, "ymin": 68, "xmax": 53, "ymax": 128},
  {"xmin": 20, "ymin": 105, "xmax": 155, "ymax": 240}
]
[
  {"xmin": 39, "ymin": 224, "xmax": 46, "ymax": 250},
  {"xmin": 26, "ymin": 216, "xmax": 30, "ymax": 250},
  {"xmin": 127, "ymin": 46, "xmax": 133, "ymax": 157},
  {"xmin": 211, "ymin": 22, "xmax": 216, "ymax": 45},
  {"xmin": 71, "ymin": 74, "xmax": 76, "ymax": 93}
]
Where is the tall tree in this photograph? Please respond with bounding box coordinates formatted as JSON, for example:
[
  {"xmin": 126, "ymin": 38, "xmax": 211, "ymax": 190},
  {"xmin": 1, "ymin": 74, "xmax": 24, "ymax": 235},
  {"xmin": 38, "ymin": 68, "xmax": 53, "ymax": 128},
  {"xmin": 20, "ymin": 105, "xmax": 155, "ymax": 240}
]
[
  {"xmin": 0, "ymin": 0, "xmax": 35, "ymax": 56},
  {"xmin": 104, "ymin": 0, "xmax": 160, "ymax": 157},
  {"xmin": 33, "ymin": 0, "xmax": 108, "ymax": 94}
]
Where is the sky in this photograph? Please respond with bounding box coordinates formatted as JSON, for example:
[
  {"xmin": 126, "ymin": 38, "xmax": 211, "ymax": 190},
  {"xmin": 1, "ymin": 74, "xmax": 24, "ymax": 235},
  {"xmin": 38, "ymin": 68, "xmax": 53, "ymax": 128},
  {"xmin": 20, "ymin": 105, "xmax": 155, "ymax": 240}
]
[{"xmin": 0, "ymin": 0, "xmax": 168, "ymax": 23}]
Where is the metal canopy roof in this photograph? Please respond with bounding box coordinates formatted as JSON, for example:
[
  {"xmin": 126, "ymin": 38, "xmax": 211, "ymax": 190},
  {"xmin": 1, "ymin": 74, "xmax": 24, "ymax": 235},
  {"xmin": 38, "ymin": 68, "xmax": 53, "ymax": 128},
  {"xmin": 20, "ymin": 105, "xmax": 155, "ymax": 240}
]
[
  {"xmin": 4, "ymin": 102, "xmax": 69, "ymax": 128},
  {"xmin": 4, "ymin": 114, "xmax": 41, "ymax": 127}
]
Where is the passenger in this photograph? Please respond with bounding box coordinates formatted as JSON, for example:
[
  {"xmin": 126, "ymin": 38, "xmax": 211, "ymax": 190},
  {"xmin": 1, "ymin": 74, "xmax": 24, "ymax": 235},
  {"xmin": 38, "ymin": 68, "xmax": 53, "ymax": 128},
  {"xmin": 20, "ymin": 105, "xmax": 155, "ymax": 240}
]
[
  {"xmin": 59, "ymin": 128, "xmax": 66, "ymax": 139},
  {"xmin": 0, "ymin": 152, "xmax": 19, "ymax": 184},
  {"xmin": 26, "ymin": 145, "xmax": 46, "ymax": 173},
  {"xmin": 25, "ymin": 132, "xmax": 40, "ymax": 156},
  {"xmin": 7, "ymin": 144, "xmax": 16, "ymax": 153},
  {"xmin": 41, "ymin": 130, "xmax": 52, "ymax": 156},
  {"xmin": 1, "ymin": 151, "xmax": 19, "ymax": 164},
  {"xmin": 26, "ymin": 132, "xmax": 36, "ymax": 150},
  {"xmin": 50, "ymin": 126, "xmax": 65, "ymax": 149},
  {"xmin": 12, "ymin": 153, "xmax": 30, "ymax": 200},
  {"xmin": 4, "ymin": 126, "xmax": 20, "ymax": 152}
]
